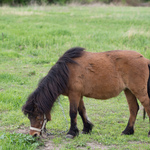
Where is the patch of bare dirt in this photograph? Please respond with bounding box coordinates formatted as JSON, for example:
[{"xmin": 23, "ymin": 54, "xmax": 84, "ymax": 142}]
[
  {"xmin": 42, "ymin": 141, "xmax": 61, "ymax": 150},
  {"xmin": 42, "ymin": 140, "xmax": 110, "ymax": 150},
  {"xmin": 15, "ymin": 126, "xmax": 29, "ymax": 134},
  {"xmin": 78, "ymin": 142, "xmax": 109, "ymax": 150}
]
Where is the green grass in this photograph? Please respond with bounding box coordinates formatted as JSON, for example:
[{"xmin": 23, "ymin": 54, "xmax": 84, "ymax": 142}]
[
  {"xmin": 0, "ymin": 132, "xmax": 43, "ymax": 150},
  {"xmin": 0, "ymin": 5, "xmax": 150, "ymax": 150}
]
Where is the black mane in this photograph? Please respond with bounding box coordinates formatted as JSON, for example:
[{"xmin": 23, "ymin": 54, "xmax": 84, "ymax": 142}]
[{"xmin": 22, "ymin": 47, "xmax": 85, "ymax": 115}]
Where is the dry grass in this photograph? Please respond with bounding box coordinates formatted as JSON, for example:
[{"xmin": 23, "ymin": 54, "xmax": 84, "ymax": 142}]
[{"xmin": 125, "ymin": 27, "xmax": 150, "ymax": 38}]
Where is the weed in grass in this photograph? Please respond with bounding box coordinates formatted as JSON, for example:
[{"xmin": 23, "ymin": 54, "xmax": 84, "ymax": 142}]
[{"xmin": 28, "ymin": 71, "xmax": 36, "ymax": 76}]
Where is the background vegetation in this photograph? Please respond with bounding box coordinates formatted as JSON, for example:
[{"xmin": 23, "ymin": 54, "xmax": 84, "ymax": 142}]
[
  {"xmin": 0, "ymin": 5, "xmax": 150, "ymax": 150},
  {"xmin": 0, "ymin": 0, "xmax": 150, "ymax": 5}
]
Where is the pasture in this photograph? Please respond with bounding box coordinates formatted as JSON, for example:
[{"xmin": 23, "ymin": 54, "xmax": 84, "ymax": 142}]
[{"xmin": 0, "ymin": 5, "xmax": 150, "ymax": 150}]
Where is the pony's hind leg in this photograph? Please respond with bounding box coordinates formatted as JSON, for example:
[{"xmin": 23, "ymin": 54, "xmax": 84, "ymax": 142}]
[
  {"xmin": 78, "ymin": 98, "xmax": 94, "ymax": 134},
  {"xmin": 122, "ymin": 89, "xmax": 139, "ymax": 135},
  {"xmin": 138, "ymin": 95, "xmax": 150, "ymax": 136}
]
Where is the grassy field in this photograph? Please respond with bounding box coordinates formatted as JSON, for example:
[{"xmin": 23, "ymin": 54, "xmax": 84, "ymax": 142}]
[{"xmin": 0, "ymin": 5, "xmax": 150, "ymax": 150}]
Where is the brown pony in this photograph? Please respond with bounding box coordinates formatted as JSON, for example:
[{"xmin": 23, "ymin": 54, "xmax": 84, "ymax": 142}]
[{"xmin": 22, "ymin": 47, "xmax": 150, "ymax": 138}]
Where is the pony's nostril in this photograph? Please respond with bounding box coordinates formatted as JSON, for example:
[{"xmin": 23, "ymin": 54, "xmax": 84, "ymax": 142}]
[{"xmin": 33, "ymin": 133, "xmax": 38, "ymax": 138}]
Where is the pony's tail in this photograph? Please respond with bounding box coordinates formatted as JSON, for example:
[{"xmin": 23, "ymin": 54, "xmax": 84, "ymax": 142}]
[{"xmin": 143, "ymin": 64, "xmax": 150, "ymax": 120}]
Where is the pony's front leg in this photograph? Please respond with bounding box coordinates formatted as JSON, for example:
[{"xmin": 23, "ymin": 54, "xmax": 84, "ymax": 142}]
[
  {"xmin": 78, "ymin": 99, "xmax": 94, "ymax": 134},
  {"xmin": 66, "ymin": 92, "xmax": 80, "ymax": 138}
]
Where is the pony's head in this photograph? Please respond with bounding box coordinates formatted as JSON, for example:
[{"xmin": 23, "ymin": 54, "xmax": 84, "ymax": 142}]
[{"xmin": 22, "ymin": 92, "xmax": 51, "ymax": 137}]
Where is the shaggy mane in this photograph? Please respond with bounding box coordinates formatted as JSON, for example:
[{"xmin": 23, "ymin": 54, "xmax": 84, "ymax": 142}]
[{"xmin": 22, "ymin": 47, "xmax": 85, "ymax": 115}]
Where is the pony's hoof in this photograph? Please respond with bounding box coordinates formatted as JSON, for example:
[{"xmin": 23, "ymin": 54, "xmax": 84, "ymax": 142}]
[
  {"xmin": 66, "ymin": 134, "xmax": 74, "ymax": 139},
  {"xmin": 121, "ymin": 127, "xmax": 134, "ymax": 135},
  {"xmin": 81, "ymin": 130, "xmax": 91, "ymax": 134}
]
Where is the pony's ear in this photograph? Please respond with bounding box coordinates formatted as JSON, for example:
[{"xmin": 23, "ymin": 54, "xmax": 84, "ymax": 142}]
[{"xmin": 46, "ymin": 112, "xmax": 51, "ymax": 121}]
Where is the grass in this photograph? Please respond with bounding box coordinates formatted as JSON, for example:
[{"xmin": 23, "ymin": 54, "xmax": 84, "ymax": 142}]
[
  {"xmin": 0, "ymin": 5, "xmax": 150, "ymax": 150},
  {"xmin": 0, "ymin": 132, "xmax": 42, "ymax": 149}
]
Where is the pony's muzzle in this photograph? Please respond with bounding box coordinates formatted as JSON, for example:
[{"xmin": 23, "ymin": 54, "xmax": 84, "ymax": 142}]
[{"xmin": 30, "ymin": 130, "xmax": 41, "ymax": 137}]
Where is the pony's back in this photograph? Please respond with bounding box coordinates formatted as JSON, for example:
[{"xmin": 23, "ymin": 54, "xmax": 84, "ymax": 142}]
[{"xmin": 66, "ymin": 50, "xmax": 149, "ymax": 100}]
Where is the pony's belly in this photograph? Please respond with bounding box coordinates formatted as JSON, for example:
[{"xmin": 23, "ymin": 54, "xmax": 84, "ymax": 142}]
[
  {"xmin": 84, "ymin": 90, "xmax": 121, "ymax": 100},
  {"xmin": 83, "ymin": 83, "xmax": 124, "ymax": 100}
]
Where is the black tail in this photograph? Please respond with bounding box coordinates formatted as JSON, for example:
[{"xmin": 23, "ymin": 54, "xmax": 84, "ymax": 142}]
[
  {"xmin": 143, "ymin": 64, "xmax": 150, "ymax": 120},
  {"xmin": 147, "ymin": 64, "xmax": 150, "ymax": 99}
]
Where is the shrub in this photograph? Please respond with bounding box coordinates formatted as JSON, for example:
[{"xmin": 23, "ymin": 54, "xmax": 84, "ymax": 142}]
[{"xmin": 0, "ymin": 0, "xmax": 150, "ymax": 7}]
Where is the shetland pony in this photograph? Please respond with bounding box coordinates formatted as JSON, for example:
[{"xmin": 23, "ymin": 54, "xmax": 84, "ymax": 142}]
[{"xmin": 22, "ymin": 47, "xmax": 150, "ymax": 138}]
